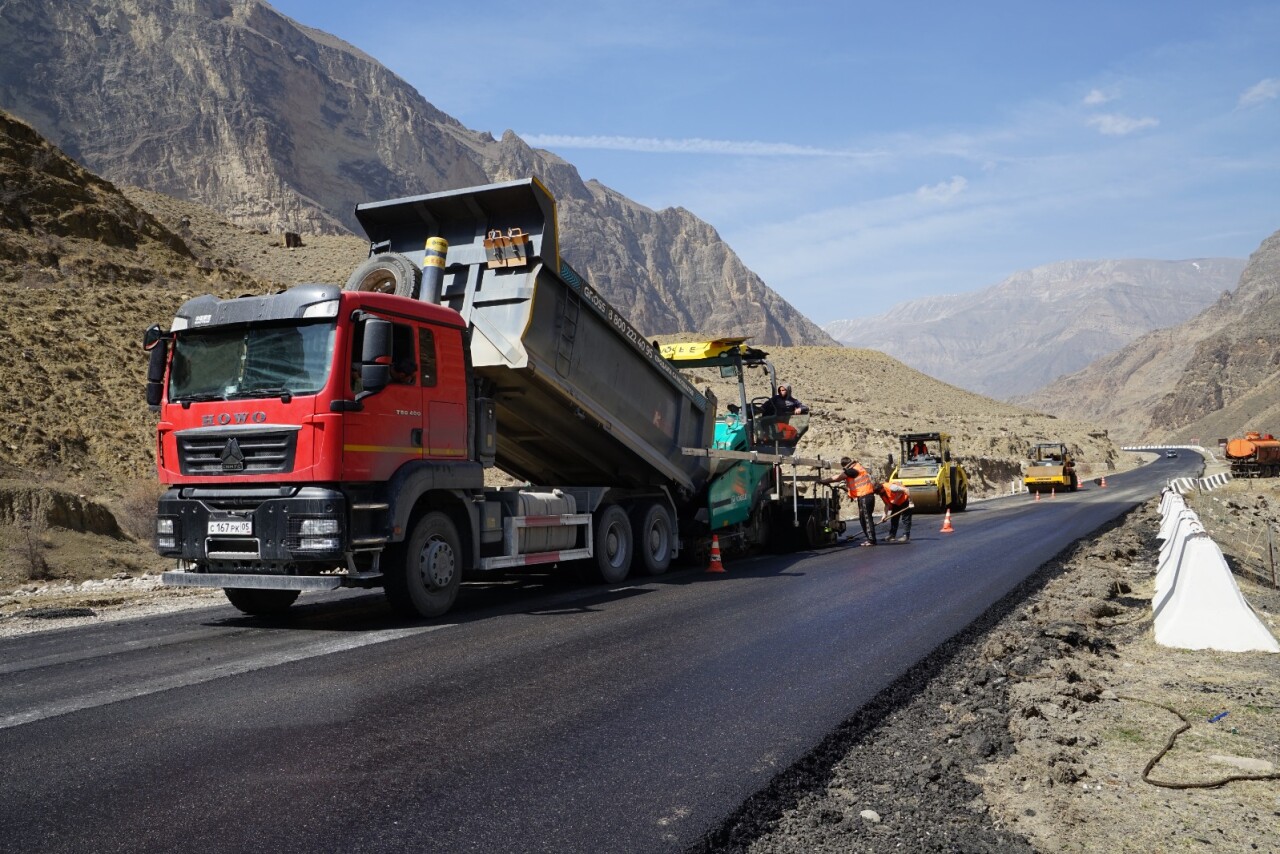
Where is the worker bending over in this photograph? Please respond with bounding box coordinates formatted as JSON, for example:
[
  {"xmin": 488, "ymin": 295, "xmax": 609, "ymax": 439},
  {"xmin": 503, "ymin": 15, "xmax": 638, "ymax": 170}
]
[{"xmin": 874, "ymin": 480, "xmax": 913, "ymax": 543}]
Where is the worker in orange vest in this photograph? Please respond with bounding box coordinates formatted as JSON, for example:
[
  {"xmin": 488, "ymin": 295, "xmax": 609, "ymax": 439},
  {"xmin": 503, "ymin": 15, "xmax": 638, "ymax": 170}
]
[
  {"xmin": 824, "ymin": 455, "xmax": 877, "ymax": 545},
  {"xmin": 874, "ymin": 480, "xmax": 913, "ymax": 543}
]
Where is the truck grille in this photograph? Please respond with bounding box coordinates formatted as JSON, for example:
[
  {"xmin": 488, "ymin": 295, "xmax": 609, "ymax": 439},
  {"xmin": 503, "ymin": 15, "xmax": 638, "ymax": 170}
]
[{"xmin": 176, "ymin": 427, "xmax": 300, "ymax": 476}]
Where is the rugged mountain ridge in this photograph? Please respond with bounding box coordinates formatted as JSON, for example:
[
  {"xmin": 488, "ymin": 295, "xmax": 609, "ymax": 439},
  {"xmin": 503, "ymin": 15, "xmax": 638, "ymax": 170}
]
[
  {"xmin": 1017, "ymin": 230, "xmax": 1280, "ymax": 441},
  {"xmin": 0, "ymin": 0, "xmax": 832, "ymax": 346},
  {"xmin": 825, "ymin": 258, "xmax": 1242, "ymax": 400}
]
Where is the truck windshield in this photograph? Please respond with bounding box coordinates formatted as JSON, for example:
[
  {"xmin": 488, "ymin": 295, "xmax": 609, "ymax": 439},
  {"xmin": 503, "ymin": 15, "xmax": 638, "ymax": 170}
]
[{"xmin": 168, "ymin": 321, "xmax": 336, "ymax": 401}]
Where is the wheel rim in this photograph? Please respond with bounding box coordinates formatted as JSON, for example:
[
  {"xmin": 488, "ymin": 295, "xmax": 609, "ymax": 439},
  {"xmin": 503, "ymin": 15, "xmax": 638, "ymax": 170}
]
[
  {"xmin": 418, "ymin": 539, "xmax": 455, "ymax": 589},
  {"xmin": 646, "ymin": 518, "xmax": 670, "ymax": 561},
  {"xmin": 605, "ymin": 525, "xmax": 624, "ymax": 568},
  {"xmin": 357, "ymin": 270, "xmax": 397, "ymax": 293}
]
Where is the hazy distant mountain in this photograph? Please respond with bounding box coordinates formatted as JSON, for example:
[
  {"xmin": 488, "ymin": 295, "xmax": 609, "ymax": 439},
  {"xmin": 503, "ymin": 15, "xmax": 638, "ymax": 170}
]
[
  {"xmin": 1016, "ymin": 234, "xmax": 1280, "ymax": 441},
  {"xmin": 0, "ymin": 0, "xmax": 833, "ymax": 346},
  {"xmin": 825, "ymin": 259, "xmax": 1242, "ymax": 399}
]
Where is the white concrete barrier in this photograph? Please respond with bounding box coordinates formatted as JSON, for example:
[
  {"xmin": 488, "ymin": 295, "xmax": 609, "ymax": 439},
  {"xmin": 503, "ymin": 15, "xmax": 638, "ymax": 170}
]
[
  {"xmin": 1153, "ymin": 533, "xmax": 1280, "ymax": 652},
  {"xmin": 1151, "ymin": 489, "xmax": 1279, "ymax": 653},
  {"xmin": 1156, "ymin": 505, "xmax": 1194, "ymax": 543},
  {"xmin": 1169, "ymin": 472, "xmax": 1233, "ymax": 495},
  {"xmin": 1158, "ymin": 489, "xmax": 1186, "ymax": 519},
  {"xmin": 1156, "ymin": 512, "xmax": 1204, "ymax": 599}
]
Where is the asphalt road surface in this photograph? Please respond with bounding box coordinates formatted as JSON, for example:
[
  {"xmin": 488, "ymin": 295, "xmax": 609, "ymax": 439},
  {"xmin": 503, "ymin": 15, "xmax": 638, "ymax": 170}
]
[{"xmin": 0, "ymin": 453, "xmax": 1198, "ymax": 853}]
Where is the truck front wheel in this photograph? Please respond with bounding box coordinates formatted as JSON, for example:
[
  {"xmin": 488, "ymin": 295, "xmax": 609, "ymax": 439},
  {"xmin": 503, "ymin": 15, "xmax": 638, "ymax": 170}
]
[
  {"xmin": 223, "ymin": 588, "xmax": 300, "ymax": 616},
  {"xmin": 386, "ymin": 511, "xmax": 462, "ymax": 618}
]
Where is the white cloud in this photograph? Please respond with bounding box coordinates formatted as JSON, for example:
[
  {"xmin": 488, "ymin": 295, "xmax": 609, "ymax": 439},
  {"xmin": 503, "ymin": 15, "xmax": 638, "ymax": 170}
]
[
  {"xmin": 1082, "ymin": 88, "xmax": 1114, "ymax": 106},
  {"xmin": 916, "ymin": 176, "xmax": 968, "ymax": 202},
  {"xmin": 1086, "ymin": 113, "xmax": 1159, "ymax": 136},
  {"xmin": 1238, "ymin": 78, "xmax": 1280, "ymax": 108},
  {"xmin": 520, "ymin": 133, "xmax": 881, "ymax": 159}
]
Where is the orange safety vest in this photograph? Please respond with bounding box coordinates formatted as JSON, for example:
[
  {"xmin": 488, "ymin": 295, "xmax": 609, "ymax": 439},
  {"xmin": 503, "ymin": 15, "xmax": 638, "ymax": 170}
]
[
  {"xmin": 879, "ymin": 481, "xmax": 910, "ymax": 507},
  {"xmin": 845, "ymin": 464, "xmax": 874, "ymax": 498}
]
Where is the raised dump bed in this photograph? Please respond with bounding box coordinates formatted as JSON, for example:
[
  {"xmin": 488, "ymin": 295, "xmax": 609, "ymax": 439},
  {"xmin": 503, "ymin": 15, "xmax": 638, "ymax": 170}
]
[{"xmin": 354, "ymin": 178, "xmax": 715, "ymax": 493}]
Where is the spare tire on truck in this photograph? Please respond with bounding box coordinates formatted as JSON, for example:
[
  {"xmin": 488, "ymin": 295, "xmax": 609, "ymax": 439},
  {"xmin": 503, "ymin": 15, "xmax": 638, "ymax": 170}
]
[{"xmin": 345, "ymin": 252, "xmax": 420, "ymax": 298}]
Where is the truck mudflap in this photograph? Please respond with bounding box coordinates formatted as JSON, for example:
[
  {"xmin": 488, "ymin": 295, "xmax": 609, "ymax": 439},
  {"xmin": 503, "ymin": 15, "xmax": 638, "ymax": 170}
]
[{"xmin": 161, "ymin": 569, "xmax": 346, "ymax": 591}]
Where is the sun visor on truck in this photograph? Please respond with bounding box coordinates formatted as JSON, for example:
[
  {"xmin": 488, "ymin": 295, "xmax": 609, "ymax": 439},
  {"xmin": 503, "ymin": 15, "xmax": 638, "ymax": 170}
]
[
  {"xmin": 353, "ymin": 177, "xmax": 559, "ymax": 274},
  {"xmin": 171, "ymin": 284, "xmax": 342, "ymax": 330}
]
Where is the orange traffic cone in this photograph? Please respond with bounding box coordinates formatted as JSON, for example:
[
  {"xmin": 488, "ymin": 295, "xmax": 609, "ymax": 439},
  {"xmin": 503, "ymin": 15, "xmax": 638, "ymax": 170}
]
[
  {"xmin": 940, "ymin": 509, "xmax": 954, "ymax": 533},
  {"xmin": 1034, "ymin": 490, "xmax": 1041, "ymax": 502},
  {"xmin": 1100, "ymin": 476, "xmax": 1108, "ymax": 488},
  {"xmin": 1050, "ymin": 487, "xmax": 1056, "ymax": 499},
  {"xmin": 706, "ymin": 534, "xmax": 726, "ymax": 573}
]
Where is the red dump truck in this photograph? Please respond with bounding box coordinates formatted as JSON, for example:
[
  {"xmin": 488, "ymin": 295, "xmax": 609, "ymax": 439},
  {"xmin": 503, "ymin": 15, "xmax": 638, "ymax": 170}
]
[{"xmin": 143, "ymin": 178, "xmax": 839, "ymax": 618}]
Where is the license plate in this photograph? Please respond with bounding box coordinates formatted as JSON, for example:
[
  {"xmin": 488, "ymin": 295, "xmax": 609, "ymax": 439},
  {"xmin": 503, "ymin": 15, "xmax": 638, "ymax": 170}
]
[{"xmin": 208, "ymin": 519, "xmax": 252, "ymax": 536}]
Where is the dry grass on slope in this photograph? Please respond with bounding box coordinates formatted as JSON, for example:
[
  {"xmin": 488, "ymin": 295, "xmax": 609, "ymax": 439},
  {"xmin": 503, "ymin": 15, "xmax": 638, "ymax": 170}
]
[{"xmin": 122, "ymin": 186, "xmax": 369, "ymax": 288}]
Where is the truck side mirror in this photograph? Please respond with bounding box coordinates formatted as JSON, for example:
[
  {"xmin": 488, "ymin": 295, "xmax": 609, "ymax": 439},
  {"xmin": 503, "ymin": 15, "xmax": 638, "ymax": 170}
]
[
  {"xmin": 145, "ymin": 337, "xmax": 168, "ymax": 410},
  {"xmin": 142, "ymin": 323, "xmax": 164, "ymax": 351},
  {"xmin": 358, "ymin": 318, "xmax": 393, "ymax": 395},
  {"xmin": 360, "ymin": 363, "xmax": 390, "ymax": 394}
]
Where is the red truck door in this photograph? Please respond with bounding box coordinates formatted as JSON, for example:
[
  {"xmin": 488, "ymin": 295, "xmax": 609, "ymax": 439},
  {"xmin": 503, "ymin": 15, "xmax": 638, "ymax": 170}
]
[
  {"xmin": 419, "ymin": 325, "xmax": 468, "ymax": 461},
  {"xmin": 343, "ymin": 320, "xmax": 424, "ymax": 481}
]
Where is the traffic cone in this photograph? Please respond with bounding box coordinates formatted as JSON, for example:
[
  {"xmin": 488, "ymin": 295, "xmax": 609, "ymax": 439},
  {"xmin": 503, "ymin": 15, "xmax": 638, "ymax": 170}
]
[
  {"xmin": 1100, "ymin": 476, "xmax": 1108, "ymax": 488},
  {"xmin": 1050, "ymin": 487, "xmax": 1056, "ymax": 499},
  {"xmin": 940, "ymin": 509, "xmax": 954, "ymax": 533},
  {"xmin": 1034, "ymin": 490, "xmax": 1041, "ymax": 502},
  {"xmin": 706, "ymin": 534, "xmax": 726, "ymax": 573}
]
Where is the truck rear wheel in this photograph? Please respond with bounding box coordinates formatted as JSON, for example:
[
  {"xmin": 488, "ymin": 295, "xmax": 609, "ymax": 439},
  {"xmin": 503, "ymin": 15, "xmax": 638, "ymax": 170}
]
[
  {"xmin": 385, "ymin": 511, "xmax": 461, "ymax": 618},
  {"xmin": 631, "ymin": 501, "xmax": 674, "ymax": 576},
  {"xmin": 344, "ymin": 252, "xmax": 420, "ymax": 298},
  {"xmin": 223, "ymin": 588, "xmax": 299, "ymax": 616},
  {"xmin": 588, "ymin": 504, "xmax": 632, "ymax": 584}
]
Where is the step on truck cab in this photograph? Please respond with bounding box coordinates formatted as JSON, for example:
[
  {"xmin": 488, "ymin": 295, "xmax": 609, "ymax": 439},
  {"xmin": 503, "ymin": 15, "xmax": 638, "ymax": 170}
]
[{"xmin": 145, "ymin": 177, "xmax": 716, "ymax": 618}]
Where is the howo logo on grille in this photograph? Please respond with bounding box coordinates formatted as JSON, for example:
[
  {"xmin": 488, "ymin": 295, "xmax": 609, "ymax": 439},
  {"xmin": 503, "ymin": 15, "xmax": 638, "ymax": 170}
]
[
  {"xmin": 221, "ymin": 438, "xmax": 246, "ymax": 472},
  {"xmin": 202, "ymin": 412, "xmax": 268, "ymax": 426}
]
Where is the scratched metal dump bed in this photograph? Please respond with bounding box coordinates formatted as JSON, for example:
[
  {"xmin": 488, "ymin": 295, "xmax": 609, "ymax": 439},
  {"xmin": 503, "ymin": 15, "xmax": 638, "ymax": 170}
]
[{"xmin": 354, "ymin": 178, "xmax": 715, "ymax": 492}]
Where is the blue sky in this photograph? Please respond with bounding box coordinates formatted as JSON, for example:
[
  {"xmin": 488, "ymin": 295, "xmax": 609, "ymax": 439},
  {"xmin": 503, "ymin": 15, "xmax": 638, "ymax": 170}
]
[{"xmin": 267, "ymin": 0, "xmax": 1279, "ymax": 324}]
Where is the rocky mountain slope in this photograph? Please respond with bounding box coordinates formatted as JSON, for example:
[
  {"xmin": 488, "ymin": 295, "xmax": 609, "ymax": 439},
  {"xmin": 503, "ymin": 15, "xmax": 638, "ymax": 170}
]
[
  {"xmin": 1018, "ymin": 231, "xmax": 1280, "ymax": 442},
  {"xmin": 0, "ymin": 109, "xmax": 1132, "ymax": 594},
  {"xmin": 0, "ymin": 0, "xmax": 832, "ymax": 347},
  {"xmin": 825, "ymin": 259, "xmax": 1241, "ymax": 400}
]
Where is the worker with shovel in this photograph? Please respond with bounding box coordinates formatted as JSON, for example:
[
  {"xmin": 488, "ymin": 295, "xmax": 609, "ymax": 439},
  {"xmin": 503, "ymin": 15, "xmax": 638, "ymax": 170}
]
[{"xmin": 874, "ymin": 480, "xmax": 913, "ymax": 543}]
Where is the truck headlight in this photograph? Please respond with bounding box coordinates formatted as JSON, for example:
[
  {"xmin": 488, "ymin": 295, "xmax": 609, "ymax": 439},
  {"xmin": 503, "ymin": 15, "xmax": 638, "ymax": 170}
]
[
  {"xmin": 299, "ymin": 518, "xmax": 340, "ymax": 536},
  {"xmin": 295, "ymin": 517, "xmax": 341, "ymax": 553},
  {"xmin": 296, "ymin": 537, "xmax": 342, "ymax": 552},
  {"xmin": 156, "ymin": 517, "xmax": 178, "ymax": 549}
]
